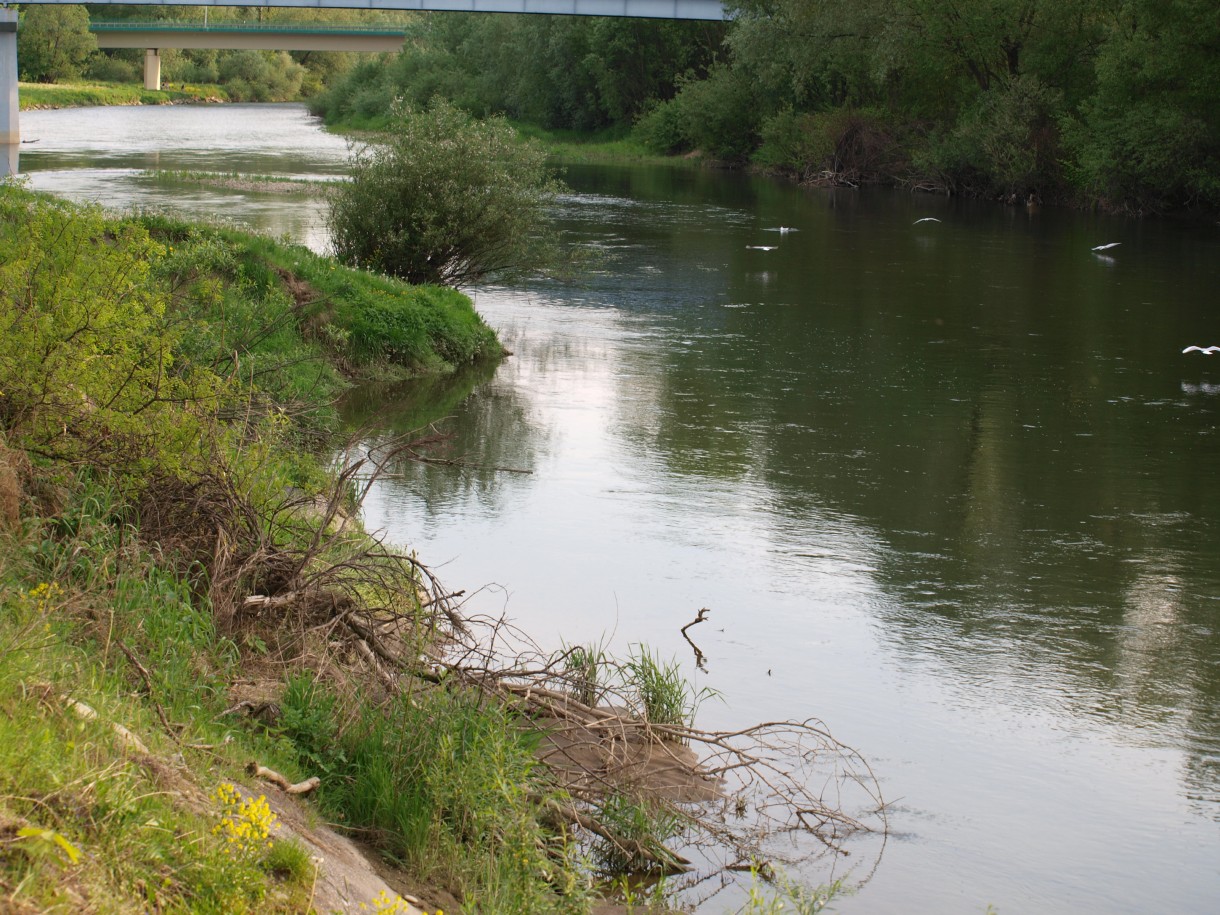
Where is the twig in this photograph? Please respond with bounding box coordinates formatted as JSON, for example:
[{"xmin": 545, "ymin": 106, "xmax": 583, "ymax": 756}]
[
  {"xmin": 530, "ymin": 791, "xmax": 692, "ymax": 874},
  {"xmin": 115, "ymin": 639, "xmax": 179, "ymax": 743},
  {"xmin": 680, "ymin": 607, "xmax": 710, "ymax": 672}
]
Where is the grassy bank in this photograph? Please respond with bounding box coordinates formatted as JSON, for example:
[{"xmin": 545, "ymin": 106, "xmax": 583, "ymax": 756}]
[
  {"xmin": 508, "ymin": 123, "xmax": 681, "ymax": 167},
  {"xmin": 19, "ymin": 80, "xmax": 230, "ymax": 110},
  {"xmin": 319, "ymin": 111, "xmax": 684, "ymax": 169},
  {"xmin": 0, "ymin": 183, "xmax": 565, "ymax": 913}
]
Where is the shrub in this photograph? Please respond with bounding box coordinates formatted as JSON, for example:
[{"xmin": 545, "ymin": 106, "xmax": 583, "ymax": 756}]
[
  {"xmin": 85, "ymin": 53, "xmax": 140, "ymax": 84},
  {"xmin": 218, "ymin": 50, "xmax": 305, "ymax": 102},
  {"xmin": 632, "ymin": 97, "xmax": 690, "ymax": 155},
  {"xmin": 327, "ymin": 100, "xmax": 564, "ymax": 287},
  {"xmin": 0, "ymin": 188, "xmax": 222, "ymax": 476},
  {"xmin": 755, "ymin": 107, "xmax": 904, "ymax": 185},
  {"xmin": 664, "ymin": 63, "xmax": 762, "ymax": 163},
  {"xmin": 918, "ymin": 75, "xmax": 1065, "ymax": 199}
]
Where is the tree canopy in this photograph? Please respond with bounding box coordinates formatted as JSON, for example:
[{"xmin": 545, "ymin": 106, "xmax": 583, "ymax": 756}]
[
  {"xmin": 18, "ymin": 5, "xmax": 97, "ymax": 83},
  {"xmin": 310, "ymin": 4, "xmax": 1220, "ymax": 214}
]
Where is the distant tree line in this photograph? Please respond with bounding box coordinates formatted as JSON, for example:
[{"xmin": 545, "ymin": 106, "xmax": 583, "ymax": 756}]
[
  {"xmin": 17, "ymin": 5, "xmax": 406, "ymax": 101},
  {"xmin": 309, "ymin": 2, "xmax": 1220, "ymax": 215}
]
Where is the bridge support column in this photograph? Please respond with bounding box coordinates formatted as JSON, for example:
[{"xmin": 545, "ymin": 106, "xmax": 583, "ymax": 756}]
[
  {"xmin": 144, "ymin": 48, "xmax": 161, "ymax": 92},
  {"xmin": 1, "ymin": 8, "xmax": 18, "ymax": 177}
]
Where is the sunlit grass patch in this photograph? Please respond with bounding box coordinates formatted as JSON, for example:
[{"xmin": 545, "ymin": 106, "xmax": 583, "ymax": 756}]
[{"xmin": 19, "ymin": 80, "xmax": 229, "ymax": 110}]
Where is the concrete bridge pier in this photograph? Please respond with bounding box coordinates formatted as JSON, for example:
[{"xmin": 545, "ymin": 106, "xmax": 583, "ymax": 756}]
[
  {"xmin": 1, "ymin": 7, "xmax": 18, "ymax": 177},
  {"xmin": 144, "ymin": 48, "xmax": 161, "ymax": 92}
]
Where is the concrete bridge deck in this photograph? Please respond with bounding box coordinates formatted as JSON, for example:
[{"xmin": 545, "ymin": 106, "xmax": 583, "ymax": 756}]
[{"xmin": 90, "ymin": 21, "xmax": 412, "ymax": 54}]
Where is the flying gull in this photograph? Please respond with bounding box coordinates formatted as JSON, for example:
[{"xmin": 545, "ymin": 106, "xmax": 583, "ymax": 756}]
[
  {"xmin": 1182, "ymin": 345, "xmax": 1220, "ymax": 355},
  {"xmin": 1092, "ymin": 242, "xmax": 1121, "ymax": 251}
]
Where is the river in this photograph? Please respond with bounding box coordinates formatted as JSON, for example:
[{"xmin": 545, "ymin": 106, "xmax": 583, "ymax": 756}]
[{"xmin": 16, "ymin": 103, "xmax": 1220, "ymax": 914}]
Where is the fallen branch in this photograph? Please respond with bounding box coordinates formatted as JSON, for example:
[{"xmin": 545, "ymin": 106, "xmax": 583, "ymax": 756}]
[
  {"xmin": 115, "ymin": 638, "xmax": 178, "ymax": 742},
  {"xmin": 246, "ymin": 761, "xmax": 321, "ymax": 796},
  {"xmin": 62, "ymin": 696, "xmax": 149, "ymax": 755},
  {"xmin": 531, "ymin": 791, "xmax": 692, "ymax": 874}
]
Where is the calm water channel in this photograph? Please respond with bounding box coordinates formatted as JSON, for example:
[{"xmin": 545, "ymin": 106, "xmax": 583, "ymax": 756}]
[{"xmin": 17, "ymin": 103, "xmax": 1220, "ymax": 914}]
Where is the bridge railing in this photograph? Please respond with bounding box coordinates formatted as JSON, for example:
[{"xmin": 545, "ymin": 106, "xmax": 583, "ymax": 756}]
[{"xmin": 89, "ymin": 21, "xmax": 411, "ymax": 36}]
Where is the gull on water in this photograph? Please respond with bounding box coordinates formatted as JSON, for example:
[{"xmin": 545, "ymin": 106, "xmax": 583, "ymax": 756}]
[
  {"xmin": 1182, "ymin": 345, "xmax": 1220, "ymax": 355},
  {"xmin": 1092, "ymin": 242, "xmax": 1121, "ymax": 251},
  {"xmin": 913, "ymin": 217, "xmax": 941, "ymax": 224}
]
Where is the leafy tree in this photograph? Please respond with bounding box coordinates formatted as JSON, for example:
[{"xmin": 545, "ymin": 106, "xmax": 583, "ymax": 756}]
[
  {"xmin": 652, "ymin": 63, "xmax": 764, "ymax": 162},
  {"xmin": 216, "ymin": 50, "xmax": 305, "ymax": 102},
  {"xmin": 17, "ymin": 5, "xmax": 97, "ymax": 83},
  {"xmin": 327, "ymin": 101, "xmax": 563, "ymax": 287},
  {"xmin": 1067, "ymin": 0, "xmax": 1220, "ymax": 212}
]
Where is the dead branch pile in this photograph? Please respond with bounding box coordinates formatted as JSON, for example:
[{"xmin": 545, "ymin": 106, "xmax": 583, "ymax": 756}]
[
  {"xmin": 412, "ymin": 613, "xmax": 886, "ymax": 876},
  {"xmin": 137, "ymin": 431, "xmax": 886, "ymax": 885}
]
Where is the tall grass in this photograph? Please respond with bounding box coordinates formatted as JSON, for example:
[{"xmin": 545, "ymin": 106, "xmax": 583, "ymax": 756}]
[
  {"xmin": 625, "ymin": 645, "xmax": 717, "ymax": 738},
  {"xmin": 281, "ymin": 676, "xmax": 591, "ymax": 913}
]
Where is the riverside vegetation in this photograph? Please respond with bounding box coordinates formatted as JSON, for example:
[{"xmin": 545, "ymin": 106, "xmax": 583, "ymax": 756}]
[
  {"xmin": 310, "ymin": 2, "xmax": 1220, "ymax": 215},
  {"xmin": 0, "ymin": 178, "xmax": 880, "ymax": 912}
]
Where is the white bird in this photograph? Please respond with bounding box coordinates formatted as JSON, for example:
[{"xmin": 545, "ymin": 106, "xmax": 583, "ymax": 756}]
[
  {"xmin": 765, "ymin": 226, "xmax": 798, "ymax": 234},
  {"xmin": 913, "ymin": 217, "xmax": 941, "ymax": 224},
  {"xmin": 1092, "ymin": 242, "xmax": 1121, "ymax": 251},
  {"xmin": 747, "ymin": 245, "xmax": 777, "ymax": 251},
  {"xmin": 1182, "ymin": 345, "xmax": 1220, "ymax": 355}
]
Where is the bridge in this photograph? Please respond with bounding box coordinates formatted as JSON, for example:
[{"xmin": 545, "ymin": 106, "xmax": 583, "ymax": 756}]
[
  {"xmin": 90, "ymin": 22, "xmax": 414, "ymax": 90},
  {"xmin": 1, "ymin": 0, "xmax": 728, "ymax": 173}
]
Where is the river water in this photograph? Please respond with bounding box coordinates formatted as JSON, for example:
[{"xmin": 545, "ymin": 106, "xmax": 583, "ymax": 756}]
[{"xmin": 16, "ymin": 103, "xmax": 1220, "ymax": 914}]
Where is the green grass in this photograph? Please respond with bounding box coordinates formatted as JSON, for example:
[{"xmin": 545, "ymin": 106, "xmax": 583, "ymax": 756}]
[
  {"xmin": 508, "ymin": 121, "xmax": 686, "ymax": 166},
  {"xmin": 19, "ymin": 80, "xmax": 229, "ymax": 110},
  {"xmin": 625, "ymin": 646, "xmax": 716, "ymax": 738},
  {"xmin": 133, "ymin": 207, "xmax": 501, "ymax": 389},
  {"xmin": 281, "ymin": 675, "xmax": 591, "ymax": 914},
  {"xmin": 0, "ymin": 479, "xmax": 316, "ymax": 913}
]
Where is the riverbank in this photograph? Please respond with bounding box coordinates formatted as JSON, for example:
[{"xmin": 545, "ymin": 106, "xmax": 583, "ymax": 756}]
[
  {"xmin": 18, "ymin": 80, "xmax": 230, "ymax": 110},
  {"xmin": 0, "ymin": 184, "xmax": 843, "ymax": 913},
  {"xmin": 0, "ymin": 184, "xmax": 518, "ymax": 913}
]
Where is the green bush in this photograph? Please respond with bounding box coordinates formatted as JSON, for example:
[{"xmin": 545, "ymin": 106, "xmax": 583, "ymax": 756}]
[
  {"xmin": 664, "ymin": 63, "xmax": 762, "ymax": 163},
  {"xmin": 632, "ymin": 97, "xmax": 690, "ymax": 155},
  {"xmin": 327, "ymin": 100, "xmax": 564, "ymax": 287},
  {"xmin": 85, "ymin": 53, "xmax": 140, "ymax": 84},
  {"xmin": 917, "ymin": 75, "xmax": 1065, "ymax": 198},
  {"xmin": 217, "ymin": 50, "xmax": 306, "ymax": 102},
  {"xmin": 0, "ymin": 188, "xmax": 223, "ymax": 476}
]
